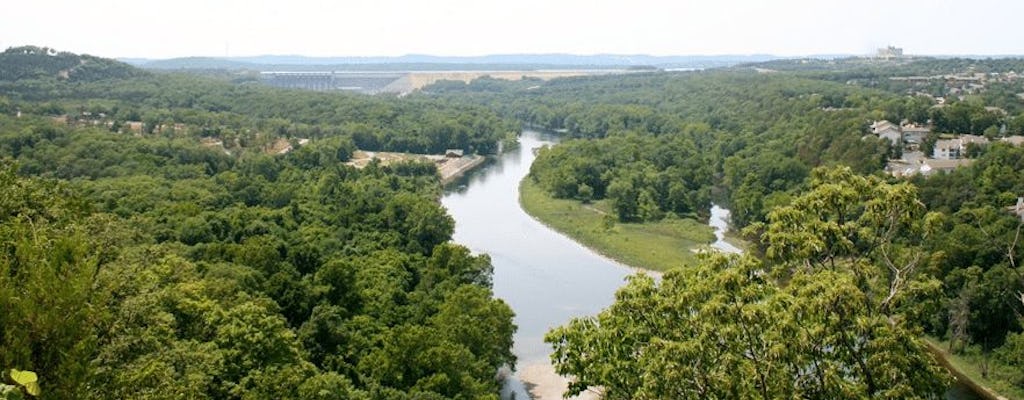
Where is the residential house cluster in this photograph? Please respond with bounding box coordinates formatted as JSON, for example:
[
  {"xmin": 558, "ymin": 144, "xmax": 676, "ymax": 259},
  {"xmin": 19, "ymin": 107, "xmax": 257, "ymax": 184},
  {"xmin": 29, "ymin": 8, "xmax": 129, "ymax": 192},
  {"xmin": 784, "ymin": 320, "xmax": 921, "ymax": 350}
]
[
  {"xmin": 932, "ymin": 135, "xmax": 989, "ymax": 160},
  {"xmin": 875, "ymin": 118, "xmax": 1024, "ymax": 177},
  {"xmin": 870, "ymin": 120, "xmax": 929, "ymax": 150},
  {"xmin": 890, "ymin": 69, "xmax": 1020, "ymax": 101},
  {"xmin": 44, "ymin": 111, "xmax": 189, "ymax": 136}
]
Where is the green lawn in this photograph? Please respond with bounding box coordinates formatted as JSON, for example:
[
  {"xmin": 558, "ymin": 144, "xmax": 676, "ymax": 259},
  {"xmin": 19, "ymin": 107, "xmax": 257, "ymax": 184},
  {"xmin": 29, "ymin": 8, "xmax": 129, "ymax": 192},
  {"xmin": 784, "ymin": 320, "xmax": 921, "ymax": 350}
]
[
  {"xmin": 925, "ymin": 337, "xmax": 1024, "ymax": 400},
  {"xmin": 519, "ymin": 178, "xmax": 715, "ymax": 272}
]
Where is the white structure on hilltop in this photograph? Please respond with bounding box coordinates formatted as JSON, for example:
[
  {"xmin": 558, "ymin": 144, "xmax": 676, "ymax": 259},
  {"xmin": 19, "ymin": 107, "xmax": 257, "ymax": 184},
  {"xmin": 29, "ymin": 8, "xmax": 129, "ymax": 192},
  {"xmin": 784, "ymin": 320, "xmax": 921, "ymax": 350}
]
[{"xmin": 877, "ymin": 46, "xmax": 904, "ymax": 59}]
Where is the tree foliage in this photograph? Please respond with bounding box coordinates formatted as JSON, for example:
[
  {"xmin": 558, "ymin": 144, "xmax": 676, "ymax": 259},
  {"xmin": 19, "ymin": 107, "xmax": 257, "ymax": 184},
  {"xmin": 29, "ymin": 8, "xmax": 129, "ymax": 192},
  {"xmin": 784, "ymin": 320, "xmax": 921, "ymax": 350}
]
[
  {"xmin": 547, "ymin": 253, "xmax": 949, "ymax": 399},
  {"xmin": 0, "ymin": 49, "xmax": 517, "ymax": 399}
]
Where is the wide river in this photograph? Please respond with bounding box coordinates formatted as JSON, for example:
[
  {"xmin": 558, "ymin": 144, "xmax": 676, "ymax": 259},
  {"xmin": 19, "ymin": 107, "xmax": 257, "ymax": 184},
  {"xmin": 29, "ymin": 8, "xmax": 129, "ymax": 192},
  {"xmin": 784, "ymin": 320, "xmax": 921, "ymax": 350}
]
[{"xmin": 441, "ymin": 129, "xmax": 979, "ymax": 400}]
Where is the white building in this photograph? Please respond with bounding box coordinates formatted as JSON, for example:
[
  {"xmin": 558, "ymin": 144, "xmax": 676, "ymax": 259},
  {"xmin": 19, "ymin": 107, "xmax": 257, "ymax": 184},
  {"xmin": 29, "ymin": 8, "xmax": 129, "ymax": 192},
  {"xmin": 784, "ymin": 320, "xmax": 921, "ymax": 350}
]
[
  {"xmin": 871, "ymin": 120, "xmax": 902, "ymax": 145},
  {"xmin": 932, "ymin": 135, "xmax": 989, "ymax": 160},
  {"xmin": 933, "ymin": 139, "xmax": 961, "ymax": 160}
]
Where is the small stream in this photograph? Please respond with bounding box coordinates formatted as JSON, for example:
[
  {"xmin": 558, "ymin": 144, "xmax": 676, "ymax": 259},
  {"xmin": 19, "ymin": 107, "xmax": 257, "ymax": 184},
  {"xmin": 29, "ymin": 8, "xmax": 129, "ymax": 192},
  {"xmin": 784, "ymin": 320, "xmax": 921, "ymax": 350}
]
[{"xmin": 709, "ymin": 204, "xmax": 742, "ymax": 254}]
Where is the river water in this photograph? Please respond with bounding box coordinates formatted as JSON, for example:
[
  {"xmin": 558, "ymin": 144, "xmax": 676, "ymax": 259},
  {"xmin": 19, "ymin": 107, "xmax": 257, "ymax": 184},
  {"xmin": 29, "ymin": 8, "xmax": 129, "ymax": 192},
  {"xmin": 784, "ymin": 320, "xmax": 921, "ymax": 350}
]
[
  {"xmin": 441, "ymin": 129, "xmax": 978, "ymax": 400},
  {"xmin": 442, "ymin": 130, "xmax": 632, "ymax": 399}
]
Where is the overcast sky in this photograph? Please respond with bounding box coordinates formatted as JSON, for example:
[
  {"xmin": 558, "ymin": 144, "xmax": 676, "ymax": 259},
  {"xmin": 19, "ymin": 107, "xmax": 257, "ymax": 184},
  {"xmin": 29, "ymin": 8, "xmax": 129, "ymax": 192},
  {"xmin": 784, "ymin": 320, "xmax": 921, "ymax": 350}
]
[{"xmin": 2, "ymin": 0, "xmax": 1022, "ymax": 59}]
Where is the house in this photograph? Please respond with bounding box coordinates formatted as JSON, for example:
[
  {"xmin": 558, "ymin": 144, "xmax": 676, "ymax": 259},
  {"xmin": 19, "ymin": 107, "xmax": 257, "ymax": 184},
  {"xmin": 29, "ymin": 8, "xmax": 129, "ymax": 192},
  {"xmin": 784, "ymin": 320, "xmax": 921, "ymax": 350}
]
[
  {"xmin": 960, "ymin": 134, "xmax": 990, "ymax": 153},
  {"xmin": 933, "ymin": 139, "xmax": 961, "ymax": 160},
  {"xmin": 920, "ymin": 159, "xmax": 973, "ymax": 175},
  {"xmin": 445, "ymin": 149, "xmax": 464, "ymax": 158},
  {"xmin": 933, "ymin": 135, "xmax": 989, "ymax": 159},
  {"xmin": 901, "ymin": 124, "xmax": 930, "ymax": 147},
  {"xmin": 125, "ymin": 121, "xmax": 144, "ymax": 133},
  {"xmin": 871, "ymin": 120, "xmax": 902, "ymax": 145},
  {"xmin": 871, "ymin": 120, "xmax": 897, "ymax": 134},
  {"xmin": 887, "ymin": 159, "xmax": 918, "ymax": 177},
  {"xmin": 888, "ymin": 157, "xmax": 973, "ymax": 177}
]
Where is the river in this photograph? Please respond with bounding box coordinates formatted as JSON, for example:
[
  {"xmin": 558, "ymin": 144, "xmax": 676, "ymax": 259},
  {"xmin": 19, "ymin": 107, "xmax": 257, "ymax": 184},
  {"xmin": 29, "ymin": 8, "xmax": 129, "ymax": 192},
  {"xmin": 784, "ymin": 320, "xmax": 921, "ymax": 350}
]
[
  {"xmin": 441, "ymin": 129, "xmax": 980, "ymax": 400},
  {"xmin": 442, "ymin": 130, "xmax": 630, "ymax": 399}
]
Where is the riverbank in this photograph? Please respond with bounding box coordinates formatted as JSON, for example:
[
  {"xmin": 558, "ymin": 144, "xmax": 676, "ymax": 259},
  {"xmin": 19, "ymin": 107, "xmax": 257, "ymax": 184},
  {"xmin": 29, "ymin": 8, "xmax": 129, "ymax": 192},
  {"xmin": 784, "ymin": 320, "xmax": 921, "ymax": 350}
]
[
  {"xmin": 439, "ymin": 155, "xmax": 486, "ymax": 185},
  {"xmin": 518, "ymin": 178, "xmax": 713, "ymax": 272},
  {"xmin": 345, "ymin": 150, "xmax": 487, "ymax": 185},
  {"xmin": 925, "ymin": 337, "xmax": 1020, "ymax": 400}
]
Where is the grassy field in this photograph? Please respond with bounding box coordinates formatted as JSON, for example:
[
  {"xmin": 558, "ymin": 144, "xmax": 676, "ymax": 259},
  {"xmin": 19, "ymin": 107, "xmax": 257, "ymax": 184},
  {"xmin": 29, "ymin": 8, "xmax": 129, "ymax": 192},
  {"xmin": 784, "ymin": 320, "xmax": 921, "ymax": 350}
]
[
  {"xmin": 519, "ymin": 178, "xmax": 714, "ymax": 272},
  {"xmin": 925, "ymin": 337, "xmax": 1024, "ymax": 400}
]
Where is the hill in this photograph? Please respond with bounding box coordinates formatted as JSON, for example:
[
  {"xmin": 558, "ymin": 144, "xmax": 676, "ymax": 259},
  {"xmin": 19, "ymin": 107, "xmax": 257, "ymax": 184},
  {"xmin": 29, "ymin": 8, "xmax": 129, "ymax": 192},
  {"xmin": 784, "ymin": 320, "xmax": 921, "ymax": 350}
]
[{"xmin": 0, "ymin": 45, "xmax": 145, "ymax": 82}]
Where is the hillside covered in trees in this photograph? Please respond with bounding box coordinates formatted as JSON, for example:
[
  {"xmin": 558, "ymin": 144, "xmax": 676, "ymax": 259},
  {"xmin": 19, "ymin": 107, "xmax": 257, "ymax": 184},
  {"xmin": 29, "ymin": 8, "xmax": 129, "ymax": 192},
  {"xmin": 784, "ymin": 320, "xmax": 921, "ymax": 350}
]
[{"xmin": 0, "ymin": 47, "xmax": 517, "ymax": 399}]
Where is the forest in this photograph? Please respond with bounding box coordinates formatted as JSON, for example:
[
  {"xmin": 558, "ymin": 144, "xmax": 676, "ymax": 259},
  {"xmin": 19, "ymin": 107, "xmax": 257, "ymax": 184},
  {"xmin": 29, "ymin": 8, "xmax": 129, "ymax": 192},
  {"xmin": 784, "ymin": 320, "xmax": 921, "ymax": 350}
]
[
  {"xmin": 3, "ymin": 46, "xmax": 1024, "ymax": 399},
  {"xmin": 0, "ymin": 46, "xmax": 517, "ymax": 399}
]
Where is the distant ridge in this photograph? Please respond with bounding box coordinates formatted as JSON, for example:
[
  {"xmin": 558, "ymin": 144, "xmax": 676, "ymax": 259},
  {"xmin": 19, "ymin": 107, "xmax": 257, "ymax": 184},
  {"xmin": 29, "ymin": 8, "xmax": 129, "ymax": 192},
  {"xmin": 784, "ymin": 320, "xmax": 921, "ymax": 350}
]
[{"xmin": 124, "ymin": 54, "xmax": 787, "ymax": 71}]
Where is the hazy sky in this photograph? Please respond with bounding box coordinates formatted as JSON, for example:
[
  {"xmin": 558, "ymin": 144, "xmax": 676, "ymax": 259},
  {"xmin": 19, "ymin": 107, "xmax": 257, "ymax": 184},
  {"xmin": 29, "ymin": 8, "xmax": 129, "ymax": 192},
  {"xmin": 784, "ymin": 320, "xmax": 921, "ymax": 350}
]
[{"xmin": 3, "ymin": 0, "xmax": 1022, "ymax": 58}]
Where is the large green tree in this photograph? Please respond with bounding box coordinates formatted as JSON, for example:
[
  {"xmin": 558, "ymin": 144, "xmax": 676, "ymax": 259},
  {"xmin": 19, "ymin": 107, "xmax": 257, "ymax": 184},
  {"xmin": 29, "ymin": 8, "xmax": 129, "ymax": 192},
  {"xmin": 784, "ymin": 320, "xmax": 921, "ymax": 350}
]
[
  {"xmin": 547, "ymin": 167, "xmax": 951, "ymax": 399},
  {"xmin": 546, "ymin": 253, "xmax": 949, "ymax": 399}
]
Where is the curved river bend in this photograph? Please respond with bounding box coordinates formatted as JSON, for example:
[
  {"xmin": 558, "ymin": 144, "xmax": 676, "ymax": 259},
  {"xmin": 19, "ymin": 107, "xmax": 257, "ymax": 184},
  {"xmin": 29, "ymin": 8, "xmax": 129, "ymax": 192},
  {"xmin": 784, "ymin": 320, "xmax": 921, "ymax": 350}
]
[{"xmin": 441, "ymin": 130, "xmax": 977, "ymax": 400}]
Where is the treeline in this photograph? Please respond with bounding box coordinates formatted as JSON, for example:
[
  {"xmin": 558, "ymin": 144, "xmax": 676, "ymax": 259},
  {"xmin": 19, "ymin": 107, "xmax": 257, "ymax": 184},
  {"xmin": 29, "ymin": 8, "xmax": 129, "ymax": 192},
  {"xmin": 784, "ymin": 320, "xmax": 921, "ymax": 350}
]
[
  {"xmin": 0, "ymin": 49, "xmax": 515, "ymax": 399},
  {"xmin": 0, "ymin": 46, "xmax": 516, "ymax": 156},
  {"xmin": 529, "ymin": 133, "xmax": 713, "ymax": 221},
  {"xmin": 427, "ymin": 70, "xmax": 898, "ymax": 224}
]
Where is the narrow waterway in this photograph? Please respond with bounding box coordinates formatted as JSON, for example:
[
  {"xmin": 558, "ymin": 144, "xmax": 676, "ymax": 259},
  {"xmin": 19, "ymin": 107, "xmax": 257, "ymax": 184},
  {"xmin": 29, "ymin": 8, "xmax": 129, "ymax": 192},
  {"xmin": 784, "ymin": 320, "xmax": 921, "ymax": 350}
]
[
  {"xmin": 442, "ymin": 129, "xmax": 978, "ymax": 399},
  {"xmin": 709, "ymin": 204, "xmax": 742, "ymax": 254}
]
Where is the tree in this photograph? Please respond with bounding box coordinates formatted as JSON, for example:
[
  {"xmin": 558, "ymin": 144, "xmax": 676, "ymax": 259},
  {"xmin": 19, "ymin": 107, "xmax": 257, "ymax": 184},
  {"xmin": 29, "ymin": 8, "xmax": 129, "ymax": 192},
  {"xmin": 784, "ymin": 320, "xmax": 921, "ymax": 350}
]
[
  {"xmin": 755, "ymin": 166, "xmax": 941, "ymax": 315},
  {"xmin": 546, "ymin": 253, "xmax": 950, "ymax": 399},
  {"xmin": 606, "ymin": 175, "xmax": 638, "ymax": 222}
]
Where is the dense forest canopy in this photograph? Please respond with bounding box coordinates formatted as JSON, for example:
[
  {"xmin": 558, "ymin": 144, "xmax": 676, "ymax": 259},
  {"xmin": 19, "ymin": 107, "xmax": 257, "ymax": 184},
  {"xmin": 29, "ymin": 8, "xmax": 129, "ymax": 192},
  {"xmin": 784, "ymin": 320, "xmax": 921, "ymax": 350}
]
[{"xmin": 0, "ymin": 47, "xmax": 517, "ymax": 399}]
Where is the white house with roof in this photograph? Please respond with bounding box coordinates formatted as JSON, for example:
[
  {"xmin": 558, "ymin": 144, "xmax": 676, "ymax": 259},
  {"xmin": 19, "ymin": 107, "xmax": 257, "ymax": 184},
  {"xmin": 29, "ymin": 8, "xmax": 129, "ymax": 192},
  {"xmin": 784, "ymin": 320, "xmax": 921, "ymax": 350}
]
[
  {"xmin": 932, "ymin": 135, "xmax": 990, "ymax": 160},
  {"xmin": 933, "ymin": 139, "xmax": 961, "ymax": 160},
  {"xmin": 871, "ymin": 120, "xmax": 902, "ymax": 145},
  {"xmin": 920, "ymin": 159, "xmax": 973, "ymax": 175}
]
